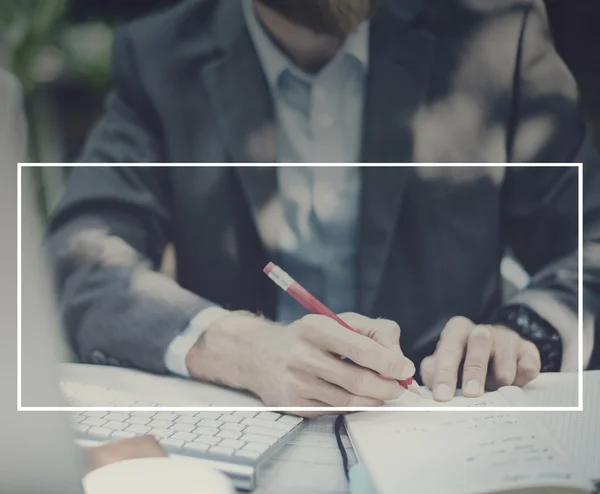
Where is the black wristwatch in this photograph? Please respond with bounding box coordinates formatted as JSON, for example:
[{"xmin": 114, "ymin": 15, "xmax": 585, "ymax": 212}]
[{"xmin": 490, "ymin": 305, "xmax": 563, "ymax": 372}]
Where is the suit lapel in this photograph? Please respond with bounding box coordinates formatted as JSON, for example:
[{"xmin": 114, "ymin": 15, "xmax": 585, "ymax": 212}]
[
  {"xmin": 358, "ymin": 3, "xmax": 437, "ymax": 313},
  {"xmin": 201, "ymin": 0, "xmax": 277, "ymax": 163}
]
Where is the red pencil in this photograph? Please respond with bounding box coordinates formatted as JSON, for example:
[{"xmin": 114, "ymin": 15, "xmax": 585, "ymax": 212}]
[{"xmin": 263, "ymin": 262, "xmax": 422, "ymax": 396}]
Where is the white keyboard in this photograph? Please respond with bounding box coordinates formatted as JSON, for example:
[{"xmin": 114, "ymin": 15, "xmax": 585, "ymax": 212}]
[{"xmin": 60, "ymin": 381, "xmax": 304, "ymax": 491}]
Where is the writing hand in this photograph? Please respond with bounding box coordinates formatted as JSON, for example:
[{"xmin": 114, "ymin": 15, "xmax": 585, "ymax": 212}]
[{"xmin": 186, "ymin": 312, "xmax": 415, "ymax": 416}]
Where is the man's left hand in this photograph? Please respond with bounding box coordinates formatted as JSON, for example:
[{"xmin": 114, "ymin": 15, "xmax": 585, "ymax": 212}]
[{"xmin": 420, "ymin": 316, "xmax": 541, "ymax": 402}]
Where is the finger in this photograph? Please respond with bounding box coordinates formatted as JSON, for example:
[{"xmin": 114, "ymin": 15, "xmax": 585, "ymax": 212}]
[
  {"xmin": 487, "ymin": 328, "xmax": 519, "ymax": 390},
  {"xmin": 420, "ymin": 355, "xmax": 436, "ymax": 389},
  {"xmin": 301, "ymin": 315, "xmax": 413, "ymax": 380},
  {"xmin": 513, "ymin": 340, "xmax": 541, "ymax": 387},
  {"xmin": 338, "ymin": 313, "xmax": 402, "ymax": 351},
  {"xmin": 303, "ymin": 349, "xmax": 403, "ymax": 401},
  {"xmin": 432, "ymin": 316, "xmax": 473, "ymax": 401},
  {"xmin": 461, "ymin": 325, "xmax": 493, "ymax": 397}
]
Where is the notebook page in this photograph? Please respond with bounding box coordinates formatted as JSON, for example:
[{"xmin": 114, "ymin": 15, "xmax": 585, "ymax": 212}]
[
  {"xmin": 346, "ymin": 392, "xmax": 591, "ymax": 494},
  {"xmin": 523, "ymin": 372, "xmax": 599, "ymax": 481}
]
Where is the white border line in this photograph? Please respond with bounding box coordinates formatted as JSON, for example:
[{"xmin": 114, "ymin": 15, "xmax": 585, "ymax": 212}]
[
  {"xmin": 17, "ymin": 163, "xmax": 584, "ymax": 412},
  {"xmin": 17, "ymin": 163, "xmax": 22, "ymax": 410}
]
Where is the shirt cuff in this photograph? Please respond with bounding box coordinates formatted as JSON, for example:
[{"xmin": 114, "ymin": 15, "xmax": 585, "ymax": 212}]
[{"xmin": 164, "ymin": 307, "xmax": 231, "ymax": 377}]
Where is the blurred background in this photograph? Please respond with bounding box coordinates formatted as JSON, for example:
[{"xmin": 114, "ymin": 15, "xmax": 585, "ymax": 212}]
[{"xmin": 1, "ymin": 0, "xmax": 599, "ymax": 217}]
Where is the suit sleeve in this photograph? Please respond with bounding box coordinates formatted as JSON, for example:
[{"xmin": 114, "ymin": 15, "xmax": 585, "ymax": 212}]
[
  {"xmin": 502, "ymin": 0, "xmax": 600, "ymax": 370},
  {"xmin": 47, "ymin": 29, "xmax": 213, "ymax": 374}
]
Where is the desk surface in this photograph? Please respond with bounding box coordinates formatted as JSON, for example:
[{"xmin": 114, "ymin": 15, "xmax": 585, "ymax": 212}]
[{"xmin": 61, "ymin": 364, "xmax": 595, "ymax": 493}]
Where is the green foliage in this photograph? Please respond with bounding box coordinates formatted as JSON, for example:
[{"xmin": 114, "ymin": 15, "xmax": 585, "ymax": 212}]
[
  {"xmin": 0, "ymin": 0, "xmax": 69, "ymax": 90},
  {"xmin": 0, "ymin": 0, "xmax": 113, "ymax": 92}
]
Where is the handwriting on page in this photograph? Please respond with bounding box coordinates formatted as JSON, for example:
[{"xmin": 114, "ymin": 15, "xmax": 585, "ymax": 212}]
[{"xmin": 384, "ymin": 410, "xmax": 576, "ymax": 487}]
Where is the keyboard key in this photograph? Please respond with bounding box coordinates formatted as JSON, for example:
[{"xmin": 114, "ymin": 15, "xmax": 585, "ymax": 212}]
[
  {"xmin": 104, "ymin": 413, "xmax": 129, "ymax": 422},
  {"xmin": 216, "ymin": 430, "xmax": 242, "ymax": 440},
  {"xmin": 170, "ymin": 432, "xmax": 198, "ymax": 442},
  {"xmin": 81, "ymin": 418, "xmax": 108, "ymax": 428},
  {"xmin": 104, "ymin": 421, "xmax": 129, "ymax": 431},
  {"xmin": 170, "ymin": 423, "xmax": 195, "ymax": 433},
  {"xmin": 127, "ymin": 416, "xmax": 151, "ymax": 426},
  {"xmin": 255, "ymin": 412, "xmax": 281, "ymax": 421},
  {"xmin": 241, "ymin": 434, "xmax": 278, "ymax": 445},
  {"xmin": 219, "ymin": 415, "xmax": 243, "ymax": 424},
  {"xmin": 88, "ymin": 427, "xmax": 114, "ymax": 439},
  {"xmin": 241, "ymin": 418, "xmax": 290, "ymax": 431},
  {"xmin": 183, "ymin": 442, "xmax": 209, "ymax": 454},
  {"xmin": 159, "ymin": 438, "xmax": 184, "ymax": 450},
  {"xmin": 278, "ymin": 415, "xmax": 303, "ymax": 426},
  {"xmin": 124, "ymin": 425, "xmax": 151, "ymax": 435},
  {"xmin": 197, "ymin": 419, "xmax": 223, "ymax": 429},
  {"xmin": 244, "ymin": 442, "xmax": 269, "ymax": 453},
  {"xmin": 148, "ymin": 420, "xmax": 173, "ymax": 429},
  {"xmin": 176, "ymin": 411, "xmax": 198, "ymax": 417},
  {"xmin": 154, "ymin": 413, "xmax": 179, "ymax": 421},
  {"xmin": 174, "ymin": 416, "xmax": 199, "ymax": 425},
  {"xmin": 218, "ymin": 439, "xmax": 245, "ymax": 450},
  {"xmin": 233, "ymin": 411, "xmax": 257, "ymax": 418},
  {"xmin": 149, "ymin": 428, "xmax": 173, "ymax": 439},
  {"xmin": 193, "ymin": 426, "xmax": 219, "ymax": 436},
  {"xmin": 194, "ymin": 412, "xmax": 222, "ymax": 420},
  {"xmin": 243, "ymin": 426, "xmax": 285, "ymax": 438},
  {"xmin": 209, "ymin": 446, "xmax": 235, "ymax": 456},
  {"xmin": 111, "ymin": 430, "xmax": 136, "ymax": 439},
  {"xmin": 193, "ymin": 436, "xmax": 221, "ymax": 446},
  {"xmin": 235, "ymin": 450, "xmax": 261, "ymax": 460},
  {"xmin": 84, "ymin": 411, "xmax": 108, "ymax": 418},
  {"xmin": 70, "ymin": 415, "xmax": 85, "ymax": 424},
  {"xmin": 221, "ymin": 423, "xmax": 246, "ymax": 432}
]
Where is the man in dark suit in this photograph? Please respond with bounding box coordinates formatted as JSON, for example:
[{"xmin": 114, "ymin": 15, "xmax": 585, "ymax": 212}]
[{"xmin": 48, "ymin": 0, "xmax": 600, "ymax": 411}]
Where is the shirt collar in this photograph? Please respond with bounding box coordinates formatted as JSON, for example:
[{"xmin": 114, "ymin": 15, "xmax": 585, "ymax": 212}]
[{"xmin": 242, "ymin": 0, "xmax": 370, "ymax": 89}]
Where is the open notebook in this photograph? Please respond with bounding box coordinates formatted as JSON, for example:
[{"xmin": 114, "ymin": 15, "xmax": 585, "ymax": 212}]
[{"xmin": 345, "ymin": 385, "xmax": 596, "ymax": 494}]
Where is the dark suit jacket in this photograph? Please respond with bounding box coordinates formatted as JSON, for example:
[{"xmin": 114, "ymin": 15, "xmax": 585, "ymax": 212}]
[{"xmin": 48, "ymin": 0, "xmax": 600, "ymax": 375}]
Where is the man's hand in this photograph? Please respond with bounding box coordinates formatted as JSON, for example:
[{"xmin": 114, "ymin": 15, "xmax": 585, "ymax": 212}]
[
  {"xmin": 87, "ymin": 436, "xmax": 167, "ymax": 472},
  {"xmin": 420, "ymin": 316, "xmax": 541, "ymax": 402},
  {"xmin": 186, "ymin": 312, "xmax": 415, "ymax": 416}
]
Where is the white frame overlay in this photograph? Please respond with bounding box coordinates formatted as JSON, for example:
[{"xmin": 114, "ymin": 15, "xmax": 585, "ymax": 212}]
[{"xmin": 17, "ymin": 163, "xmax": 584, "ymax": 412}]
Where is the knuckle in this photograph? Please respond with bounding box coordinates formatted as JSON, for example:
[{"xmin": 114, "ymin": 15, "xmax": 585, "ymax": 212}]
[
  {"xmin": 381, "ymin": 319, "xmax": 401, "ymax": 337},
  {"xmin": 495, "ymin": 372, "xmax": 514, "ymax": 386},
  {"xmin": 297, "ymin": 322, "xmax": 319, "ymax": 341},
  {"xmin": 287, "ymin": 342, "xmax": 309, "ymax": 368},
  {"xmin": 437, "ymin": 343, "xmax": 463, "ymax": 356},
  {"xmin": 464, "ymin": 361, "xmax": 487, "ymax": 373},
  {"xmin": 434, "ymin": 367, "xmax": 456, "ymax": 383},
  {"xmin": 470, "ymin": 325, "xmax": 493, "ymax": 343},
  {"xmin": 382, "ymin": 357, "xmax": 400, "ymax": 378},
  {"xmin": 300, "ymin": 314, "xmax": 323, "ymax": 328},
  {"xmin": 339, "ymin": 391, "xmax": 356, "ymax": 407},
  {"xmin": 348, "ymin": 369, "xmax": 367, "ymax": 394},
  {"xmin": 443, "ymin": 316, "xmax": 473, "ymax": 336}
]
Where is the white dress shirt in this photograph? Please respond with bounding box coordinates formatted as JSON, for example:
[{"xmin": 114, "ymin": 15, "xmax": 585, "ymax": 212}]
[{"xmin": 165, "ymin": 0, "xmax": 369, "ymax": 376}]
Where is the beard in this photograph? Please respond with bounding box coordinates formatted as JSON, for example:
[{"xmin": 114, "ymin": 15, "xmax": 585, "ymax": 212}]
[{"xmin": 257, "ymin": 0, "xmax": 379, "ymax": 37}]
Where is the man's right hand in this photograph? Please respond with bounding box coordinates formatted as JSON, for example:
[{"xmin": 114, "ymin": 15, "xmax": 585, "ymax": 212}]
[{"xmin": 185, "ymin": 312, "xmax": 415, "ymax": 416}]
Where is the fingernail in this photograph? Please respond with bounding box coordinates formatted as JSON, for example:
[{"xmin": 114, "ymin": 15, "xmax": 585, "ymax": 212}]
[
  {"xmin": 401, "ymin": 361, "xmax": 415, "ymax": 380},
  {"xmin": 464, "ymin": 380, "xmax": 480, "ymax": 396},
  {"xmin": 434, "ymin": 383, "xmax": 453, "ymax": 402}
]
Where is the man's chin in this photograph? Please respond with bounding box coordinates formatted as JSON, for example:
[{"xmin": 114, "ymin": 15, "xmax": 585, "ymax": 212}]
[{"xmin": 257, "ymin": 0, "xmax": 377, "ymax": 38}]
